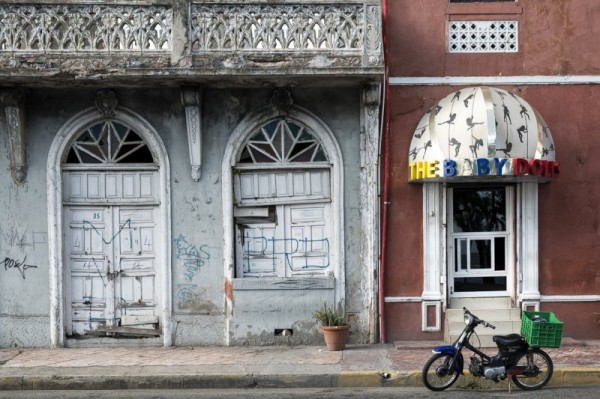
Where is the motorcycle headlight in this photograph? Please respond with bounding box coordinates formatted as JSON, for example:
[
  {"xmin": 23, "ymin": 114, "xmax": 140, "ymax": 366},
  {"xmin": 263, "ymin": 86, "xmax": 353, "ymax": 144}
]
[{"xmin": 464, "ymin": 314, "xmax": 473, "ymax": 325}]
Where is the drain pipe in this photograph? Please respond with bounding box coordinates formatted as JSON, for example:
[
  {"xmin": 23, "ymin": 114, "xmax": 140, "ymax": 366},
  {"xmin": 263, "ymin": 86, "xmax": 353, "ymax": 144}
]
[{"xmin": 379, "ymin": 0, "xmax": 391, "ymax": 343}]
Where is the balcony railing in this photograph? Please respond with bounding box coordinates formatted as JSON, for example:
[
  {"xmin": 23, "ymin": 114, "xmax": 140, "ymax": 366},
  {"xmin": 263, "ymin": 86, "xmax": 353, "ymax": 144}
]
[{"xmin": 0, "ymin": 1, "xmax": 383, "ymax": 83}]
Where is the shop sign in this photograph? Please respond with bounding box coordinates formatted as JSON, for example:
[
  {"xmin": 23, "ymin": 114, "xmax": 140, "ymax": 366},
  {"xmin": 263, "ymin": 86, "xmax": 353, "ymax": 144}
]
[{"xmin": 409, "ymin": 158, "xmax": 560, "ymax": 181}]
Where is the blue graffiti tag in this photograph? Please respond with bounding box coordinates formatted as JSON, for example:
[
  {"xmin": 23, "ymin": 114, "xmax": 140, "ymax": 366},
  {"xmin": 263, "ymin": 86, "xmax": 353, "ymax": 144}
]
[
  {"xmin": 177, "ymin": 284, "xmax": 198, "ymax": 304},
  {"xmin": 83, "ymin": 219, "xmax": 132, "ymax": 245},
  {"xmin": 80, "ymin": 219, "xmax": 132, "ymax": 284},
  {"xmin": 174, "ymin": 234, "xmax": 210, "ymax": 281},
  {"xmin": 243, "ymin": 233, "xmax": 330, "ymax": 272}
]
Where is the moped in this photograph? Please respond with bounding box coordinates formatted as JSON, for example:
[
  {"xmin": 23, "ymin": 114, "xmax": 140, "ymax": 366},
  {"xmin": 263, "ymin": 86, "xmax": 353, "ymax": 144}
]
[{"xmin": 422, "ymin": 307, "xmax": 553, "ymax": 391}]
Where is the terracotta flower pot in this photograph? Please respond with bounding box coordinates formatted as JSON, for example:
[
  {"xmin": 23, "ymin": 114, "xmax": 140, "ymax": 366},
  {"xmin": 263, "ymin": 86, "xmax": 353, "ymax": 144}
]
[{"xmin": 320, "ymin": 325, "xmax": 350, "ymax": 351}]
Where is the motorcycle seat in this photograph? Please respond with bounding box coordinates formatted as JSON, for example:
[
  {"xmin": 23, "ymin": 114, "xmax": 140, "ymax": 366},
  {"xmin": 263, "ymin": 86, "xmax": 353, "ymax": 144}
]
[{"xmin": 492, "ymin": 333, "xmax": 523, "ymax": 346}]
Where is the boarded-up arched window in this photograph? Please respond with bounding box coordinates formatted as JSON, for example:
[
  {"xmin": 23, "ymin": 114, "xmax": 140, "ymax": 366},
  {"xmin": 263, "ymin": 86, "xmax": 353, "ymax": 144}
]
[{"xmin": 233, "ymin": 117, "xmax": 332, "ymax": 278}]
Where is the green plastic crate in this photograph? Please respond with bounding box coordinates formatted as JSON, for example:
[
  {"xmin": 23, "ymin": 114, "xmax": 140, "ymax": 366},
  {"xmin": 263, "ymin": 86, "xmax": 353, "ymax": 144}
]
[{"xmin": 521, "ymin": 311, "xmax": 563, "ymax": 348}]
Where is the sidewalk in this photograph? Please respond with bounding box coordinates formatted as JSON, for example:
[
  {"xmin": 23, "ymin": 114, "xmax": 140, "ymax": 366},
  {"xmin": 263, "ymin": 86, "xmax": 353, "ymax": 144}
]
[{"xmin": 1, "ymin": 339, "xmax": 599, "ymax": 390}]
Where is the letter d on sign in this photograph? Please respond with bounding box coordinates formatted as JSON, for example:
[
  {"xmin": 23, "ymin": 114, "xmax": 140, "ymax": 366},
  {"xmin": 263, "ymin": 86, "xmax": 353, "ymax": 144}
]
[{"xmin": 513, "ymin": 158, "xmax": 529, "ymax": 175}]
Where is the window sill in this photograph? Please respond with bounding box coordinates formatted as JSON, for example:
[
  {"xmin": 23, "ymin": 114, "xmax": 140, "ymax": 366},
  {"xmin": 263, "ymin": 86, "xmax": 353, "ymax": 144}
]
[{"xmin": 233, "ymin": 276, "xmax": 335, "ymax": 291}]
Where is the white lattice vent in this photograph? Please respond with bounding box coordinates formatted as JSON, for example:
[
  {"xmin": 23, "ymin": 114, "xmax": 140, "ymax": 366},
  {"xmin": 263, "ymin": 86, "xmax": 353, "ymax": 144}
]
[{"xmin": 449, "ymin": 20, "xmax": 518, "ymax": 53}]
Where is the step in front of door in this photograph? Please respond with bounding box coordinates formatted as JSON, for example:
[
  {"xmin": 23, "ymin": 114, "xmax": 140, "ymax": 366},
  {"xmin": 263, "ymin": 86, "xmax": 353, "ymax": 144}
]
[{"xmin": 445, "ymin": 307, "xmax": 522, "ymax": 348}]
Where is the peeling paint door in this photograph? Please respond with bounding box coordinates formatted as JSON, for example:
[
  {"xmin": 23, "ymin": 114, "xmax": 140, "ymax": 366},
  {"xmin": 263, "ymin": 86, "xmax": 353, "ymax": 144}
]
[{"xmin": 64, "ymin": 170, "xmax": 160, "ymax": 336}]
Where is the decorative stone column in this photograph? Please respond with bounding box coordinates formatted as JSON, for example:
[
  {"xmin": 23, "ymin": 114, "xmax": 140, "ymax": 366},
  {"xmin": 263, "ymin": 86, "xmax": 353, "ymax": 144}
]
[
  {"xmin": 520, "ymin": 182, "xmax": 541, "ymax": 310},
  {"xmin": 1, "ymin": 89, "xmax": 27, "ymax": 183},
  {"xmin": 421, "ymin": 183, "xmax": 443, "ymax": 331}
]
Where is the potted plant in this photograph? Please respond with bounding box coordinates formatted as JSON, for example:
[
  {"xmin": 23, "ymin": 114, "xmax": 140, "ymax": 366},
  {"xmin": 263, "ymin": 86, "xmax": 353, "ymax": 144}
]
[{"xmin": 313, "ymin": 302, "xmax": 349, "ymax": 351}]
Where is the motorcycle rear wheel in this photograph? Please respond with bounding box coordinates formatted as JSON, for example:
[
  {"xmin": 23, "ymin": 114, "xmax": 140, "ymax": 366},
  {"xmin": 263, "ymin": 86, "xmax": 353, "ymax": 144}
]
[
  {"xmin": 422, "ymin": 353, "xmax": 460, "ymax": 391},
  {"xmin": 511, "ymin": 348, "xmax": 554, "ymax": 390}
]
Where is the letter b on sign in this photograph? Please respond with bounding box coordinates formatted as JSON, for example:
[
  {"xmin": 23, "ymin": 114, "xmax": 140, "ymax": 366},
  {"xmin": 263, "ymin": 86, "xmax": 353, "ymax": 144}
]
[
  {"xmin": 443, "ymin": 160, "xmax": 456, "ymax": 177},
  {"xmin": 476, "ymin": 158, "xmax": 490, "ymax": 176}
]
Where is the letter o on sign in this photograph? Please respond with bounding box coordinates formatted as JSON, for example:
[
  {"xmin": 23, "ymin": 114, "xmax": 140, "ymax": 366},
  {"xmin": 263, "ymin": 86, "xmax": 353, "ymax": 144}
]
[{"xmin": 529, "ymin": 159, "xmax": 543, "ymax": 176}]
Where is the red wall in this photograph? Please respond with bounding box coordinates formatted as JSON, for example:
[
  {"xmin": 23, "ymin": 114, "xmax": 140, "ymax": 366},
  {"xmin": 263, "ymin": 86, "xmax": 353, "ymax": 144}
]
[
  {"xmin": 388, "ymin": 0, "xmax": 600, "ymax": 77},
  {"xmin": 385, "ymin": 0, "xmax": 600, "ymax": 341}
]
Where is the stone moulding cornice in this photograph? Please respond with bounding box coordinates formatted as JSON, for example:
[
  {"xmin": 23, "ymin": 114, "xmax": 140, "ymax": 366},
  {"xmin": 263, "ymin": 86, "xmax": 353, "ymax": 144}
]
[{"xmin": 0, "ymin": 1, "xmax": 384, "ymax": 84}]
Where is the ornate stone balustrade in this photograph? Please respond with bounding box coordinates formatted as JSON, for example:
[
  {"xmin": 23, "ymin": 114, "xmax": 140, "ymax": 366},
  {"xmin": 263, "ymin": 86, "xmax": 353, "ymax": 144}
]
[
  {"xmin": 191, "ymin": 4, "xmax": 367, "ymax": 52},
  {"xmin": 0, "ymin": 1, "xmax": 383, "ymax": 85},
  {"xmin": 0, "ymin": 4, "xmax": 172, "ymax": 52}
]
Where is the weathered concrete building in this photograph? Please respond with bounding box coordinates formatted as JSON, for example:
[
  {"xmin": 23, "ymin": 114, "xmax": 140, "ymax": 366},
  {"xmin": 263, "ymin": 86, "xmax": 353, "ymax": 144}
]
[
  {"xmin": 0, "ymin": 1, "xmax": 384, "ymax": 348},
  {"xmin": 383, "ymin": 0, "xmax": 599, "ymax": 344}
]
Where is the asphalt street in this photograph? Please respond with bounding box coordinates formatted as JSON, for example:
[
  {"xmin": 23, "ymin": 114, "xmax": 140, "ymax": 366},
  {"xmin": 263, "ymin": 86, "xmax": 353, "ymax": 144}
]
[{"xmin": 1, "ymin": 386, "xmax": 599, "ymax": 399}]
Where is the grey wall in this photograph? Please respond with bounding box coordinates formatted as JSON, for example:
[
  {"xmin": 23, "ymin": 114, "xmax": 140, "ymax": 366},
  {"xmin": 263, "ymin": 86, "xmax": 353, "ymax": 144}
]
[{"xmin": 0, "ymin": 85, "xmax": 367, "ymax": 348}]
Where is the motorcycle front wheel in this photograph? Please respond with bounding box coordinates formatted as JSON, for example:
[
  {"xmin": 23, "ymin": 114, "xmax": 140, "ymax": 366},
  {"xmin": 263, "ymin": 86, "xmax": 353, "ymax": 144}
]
[
  {"xmin": 511, "ymin": 348, "xmax": 554, "ymax": 390},
  {"xmin": 422, "ymin": 353, "xmax": 460, "ymax": 391}
]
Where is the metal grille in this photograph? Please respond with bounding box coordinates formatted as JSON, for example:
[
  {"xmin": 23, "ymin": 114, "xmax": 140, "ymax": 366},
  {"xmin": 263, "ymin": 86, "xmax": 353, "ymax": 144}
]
[{"xmin": 449, "ymin": 20, "xmax": 518, "ymax": 53}]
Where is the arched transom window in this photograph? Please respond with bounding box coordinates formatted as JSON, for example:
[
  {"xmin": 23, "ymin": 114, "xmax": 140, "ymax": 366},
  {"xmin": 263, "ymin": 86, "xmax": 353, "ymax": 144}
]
[
  {"xmin": 65, "ymin": 120, "xmax": 154, "ymax": 164},
  {"xmin": 233, "ymin": 117, "xmax": 332, "ymax": 278},
  {"xmin": 238, "ymin": 119, "xmax": 328, "ymax": 164}
]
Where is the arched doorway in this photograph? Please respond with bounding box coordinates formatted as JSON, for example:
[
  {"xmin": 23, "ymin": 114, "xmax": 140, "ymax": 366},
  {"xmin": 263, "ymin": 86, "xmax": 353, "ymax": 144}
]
[
  {"xmin": 221, "ymin": 100, "xmax": 344, "ymax": 344},
  {"xmin": 48, "ymin": 93, "xmax": 172, "ymax": 347}
]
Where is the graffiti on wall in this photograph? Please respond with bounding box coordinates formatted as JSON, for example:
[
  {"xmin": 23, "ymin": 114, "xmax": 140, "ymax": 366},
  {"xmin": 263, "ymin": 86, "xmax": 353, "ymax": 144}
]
[
  {"xmin": 0, "ymin": 227, "xmax": 43, "ymax": 279},
  {"xmin": 177, "ymin": 284, "xmax": 198, "ymax": 303},
  {"xmin": 83, "ymin": 218, "xmax": 132, "ymax": 246},
  {"xmin": 78, "ymin": 218, "xmax": 133, "ymax": 285},
  {"xmin": 0, "ymin": 226, "xmax": 47, "ymax": 251},
  {"xmin": 1, "ymin": 256, "xmax": 38, "ymax": 279},
  {"xmin": 243, "ymin": 233, "xmax": 330, "ymax": 272},
  {"xmin": 174, "ymin": 234, "xmax": 210, "ymax": 281}
]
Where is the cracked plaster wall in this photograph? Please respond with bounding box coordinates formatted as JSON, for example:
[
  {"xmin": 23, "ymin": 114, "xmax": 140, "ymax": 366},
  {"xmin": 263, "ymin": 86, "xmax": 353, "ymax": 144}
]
[{"xmin": 0, "ymin": 85, "xmax": 369, "ymax": 347}]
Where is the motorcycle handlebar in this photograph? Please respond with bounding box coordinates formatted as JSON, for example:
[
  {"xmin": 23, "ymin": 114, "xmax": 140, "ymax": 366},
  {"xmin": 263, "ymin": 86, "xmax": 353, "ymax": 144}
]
[
  {"xmin": 484, "ymin": 321, "xmax": 496, "ymax": 329},
  {"xmin": 463, "ymin": 307, "xmax": 496, "ymax": 329}
]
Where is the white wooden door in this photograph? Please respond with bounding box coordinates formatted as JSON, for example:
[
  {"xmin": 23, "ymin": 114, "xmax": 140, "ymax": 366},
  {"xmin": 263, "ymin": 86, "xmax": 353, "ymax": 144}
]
[{"xmin": 64, "ymin": 170, "xmax": 160, "ymax": 336}]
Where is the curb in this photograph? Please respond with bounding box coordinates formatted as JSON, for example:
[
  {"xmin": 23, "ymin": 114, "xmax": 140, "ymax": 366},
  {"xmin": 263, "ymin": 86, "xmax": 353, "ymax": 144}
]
[
  {"xmin": 0, "ymin": 375, "xmax": 256, "ymax": 391},
  {"xmin": 551, "ymin": 368, "xmax": 600, "ymax": 386},
  {"xmin": 0, "ymin": 368, "xmax": 599, "ymax": 390}
]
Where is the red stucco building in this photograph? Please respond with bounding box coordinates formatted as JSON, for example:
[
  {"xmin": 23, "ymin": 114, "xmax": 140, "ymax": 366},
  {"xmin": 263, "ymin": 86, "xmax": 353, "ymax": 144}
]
[{"xmin": 382, "ymin": 0, "xmax": 599, "ymax": 343}]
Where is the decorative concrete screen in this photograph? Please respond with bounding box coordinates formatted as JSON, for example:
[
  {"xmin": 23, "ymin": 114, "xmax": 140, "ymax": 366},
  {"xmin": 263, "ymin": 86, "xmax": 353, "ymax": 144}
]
[{"xmin": 449, "ymin": 20, "xmax": 518, "ymax": 53}]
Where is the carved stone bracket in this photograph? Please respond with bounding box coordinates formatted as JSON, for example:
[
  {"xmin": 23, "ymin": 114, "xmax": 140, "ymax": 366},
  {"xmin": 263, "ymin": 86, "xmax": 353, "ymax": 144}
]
[
  {"xmin": 360, "ymin": 83, "xmax": 381, "ymax": 168},
  {"xmin": 271, "ymin": 88, "xmax": 294, "ymax": 113},
  {"xmin": 95, "ymin": 89, "xmax": 119, "ymax": 118},
  {"xmin": 1, "ymin": 89, "xmax": 27, "ymax": 183},
  {"xmin": 181, "ymin": 87, "xmax": 203, "ymax": 181}
]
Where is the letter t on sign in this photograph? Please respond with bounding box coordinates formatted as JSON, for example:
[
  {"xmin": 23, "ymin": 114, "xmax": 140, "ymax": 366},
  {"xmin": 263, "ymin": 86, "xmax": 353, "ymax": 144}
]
[{"xmin": 181, "ymin": 87, "xmax": 203, "ymax": 181}]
